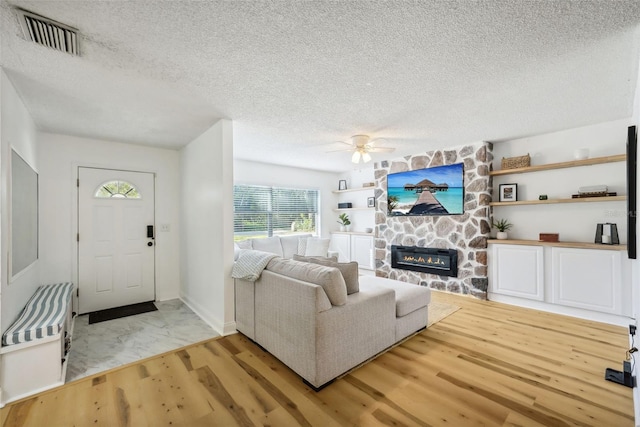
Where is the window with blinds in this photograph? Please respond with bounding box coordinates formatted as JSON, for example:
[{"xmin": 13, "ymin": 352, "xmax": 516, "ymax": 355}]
[{"xmin": 233, "ymin": 185, "xmax": 319, "ymax": 240}]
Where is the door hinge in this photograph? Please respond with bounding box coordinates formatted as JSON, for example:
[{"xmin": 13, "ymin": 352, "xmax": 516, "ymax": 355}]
[
  {"xmin": 77, "ymin": 178, "xmax": 79, "ymax": 187},
  {"xmin": 77, "ymin": 233, "xmax": 79, "ymax": 242},
  {"xmin": 76, "ymin": 288, "xmax": 79, "ymax": 297}
]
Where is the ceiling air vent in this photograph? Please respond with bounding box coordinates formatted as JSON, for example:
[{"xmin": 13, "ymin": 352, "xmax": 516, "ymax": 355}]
[{"xmin": 16, "ymin": 9, "xmax": 79, "ymax": 56}]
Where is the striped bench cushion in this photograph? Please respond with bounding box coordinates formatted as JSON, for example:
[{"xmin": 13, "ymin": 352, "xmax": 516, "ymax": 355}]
[{"xmin": 2, "ymin": 282, "xmax": 74, "ymax": 346}]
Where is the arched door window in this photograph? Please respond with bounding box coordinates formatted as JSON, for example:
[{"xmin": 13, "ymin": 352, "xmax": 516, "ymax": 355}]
[{"xmin": 94, "ymin": 180, "xmax": 141, "ymax": 199}]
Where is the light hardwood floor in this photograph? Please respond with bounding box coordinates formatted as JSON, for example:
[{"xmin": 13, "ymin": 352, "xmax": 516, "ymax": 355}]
[{"xmin": 1, "ymin": 291, "xmax": 634, "ymax": 426}]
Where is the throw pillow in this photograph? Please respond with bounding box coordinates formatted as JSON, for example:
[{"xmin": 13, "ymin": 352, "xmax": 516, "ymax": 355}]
[
  {"xmin": 236, "ymin": 240, "xmax": 253, "ymax": 250},
  {"xmin": 297, "ymin": 237, "xmax": 308, "ymax": 256},
  {"xmin": 234, "ymin": 242, "xmax": 241, "ymax": 261},
  {"xmin": 251, "ymin": 237, "xmax": 284, "ymax": 257},
  {"xmin": 294, "ymin": 255, "xmax": 359, "ymax": 294},
  {"xmin": 266, "ymin": 258, "xmax": 347, "ymax": 306},
  {"xmin": 280, "ymin": 234, "xmax": 311, "ymax": 259},
  {"xmin": 304, "ymin": 237, "xmax": 330, "ymax": 257}
]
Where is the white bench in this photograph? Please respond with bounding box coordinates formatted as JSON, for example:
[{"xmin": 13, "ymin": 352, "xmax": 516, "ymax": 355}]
[{"xmin": 0, "ymin": 282, "xmax": 75, "ymax": 406}]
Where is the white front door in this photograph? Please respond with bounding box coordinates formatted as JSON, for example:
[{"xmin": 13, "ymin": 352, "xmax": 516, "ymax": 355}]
[{"xmin": 78, "ymin": 168, "xmax": 155, "ymax": 314}]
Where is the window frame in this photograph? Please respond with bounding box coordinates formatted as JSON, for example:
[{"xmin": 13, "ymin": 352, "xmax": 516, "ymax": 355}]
[{"xmin": 233, "ymin": 184, "xmax": 321, "ymax": 240}]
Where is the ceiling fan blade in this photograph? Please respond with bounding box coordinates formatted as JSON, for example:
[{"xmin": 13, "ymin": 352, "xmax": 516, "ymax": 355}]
[
  {"xmin": 369, "ymin": 138, "xmax": 390, "ymax": 147},
  {"xmin": 368, "ymin": 147, "xmax": 396, "ymax": 153},
  {"xmin": 326, "ymin": 148, "xmax": 357, "ymax": 153}
]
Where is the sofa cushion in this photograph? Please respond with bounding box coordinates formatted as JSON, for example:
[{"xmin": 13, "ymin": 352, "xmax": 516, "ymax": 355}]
[
  {"xmin": 292, "ymin": 254, "xmax": 338, "ymax": 263},
  {"xmin": 234, "ymin": 242, "xmax": 242, "ymax": 261},
  {"xmin": 359, "ymin": 276, "xmax": 431, "ymax": 317},
  {"xmin": 280, "ymin": 234, "xmax": 311, "ymax": 258},
  {"xmin": 266, "ymin": 258, "xmax": 347, "ymax": 306},
  {"xmin": 293, "ymin": 255, "xmax": 359, "ymax": 295},
  {"xmin": 236, "ymin": 239, "xmax": 253, "ymax": 250},
  {"xmin": 251, "ymin": 237, "xmax": 284, "ymax": 257},
  {"xmin": 304, "ymin": 237, "xmax": 331, "ymax": 256}
]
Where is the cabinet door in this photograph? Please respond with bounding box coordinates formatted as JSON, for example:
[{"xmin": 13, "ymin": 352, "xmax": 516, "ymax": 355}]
[
  {"xmin": 351, "ymin": 235, "xmax": 374, "ymax": 270},
  {"xmin": 551, "ymin": 248, "xmax": 622, "ymax": 314},
  {"xmin": 490, "ymin": 244, "xmax": 544, "ymax": 300},
  {"xmin": 329, "ymin": 234, "xmax": 350, "ymax": 262}
]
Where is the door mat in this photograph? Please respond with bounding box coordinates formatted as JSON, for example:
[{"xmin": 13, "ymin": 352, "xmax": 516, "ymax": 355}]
[{"xmin": 88, "ymin": 301, "xmax": 158, "ymax": 324}]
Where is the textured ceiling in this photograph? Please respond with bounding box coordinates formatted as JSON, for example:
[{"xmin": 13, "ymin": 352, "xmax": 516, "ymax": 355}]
[{"xmin": 1, "ymin": 1, "xmax": 640, "ymax": 172}]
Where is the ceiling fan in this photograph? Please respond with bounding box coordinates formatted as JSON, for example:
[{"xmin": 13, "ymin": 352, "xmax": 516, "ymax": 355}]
[{"xmin": 329, "ymin": 135, "xmax": 396, "ymax": 163}]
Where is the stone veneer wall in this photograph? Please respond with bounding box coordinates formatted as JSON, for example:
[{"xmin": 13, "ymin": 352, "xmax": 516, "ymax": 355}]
[{"xmin": 374, "ymin": 142, "xmax": 493, "ymax": 299}]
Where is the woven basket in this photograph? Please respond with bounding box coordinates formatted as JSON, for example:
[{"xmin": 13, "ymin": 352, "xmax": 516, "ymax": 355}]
[{"xmin": 501, "ymin": 154, "xmax": 530, "ymax": 170}]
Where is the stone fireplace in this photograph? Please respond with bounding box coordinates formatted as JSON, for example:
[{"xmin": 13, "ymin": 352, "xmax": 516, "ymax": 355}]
[{"xmin": 373, "ymin": 142, "xmax": 492, "ymax": 299}]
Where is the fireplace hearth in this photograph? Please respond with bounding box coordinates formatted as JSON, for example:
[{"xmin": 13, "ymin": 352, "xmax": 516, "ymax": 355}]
[{"xmin": 391, "ymin": 245, "xmax": 458, "ymax": 277}]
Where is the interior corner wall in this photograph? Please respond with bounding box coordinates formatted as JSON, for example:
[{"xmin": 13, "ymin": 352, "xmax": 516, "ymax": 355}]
[
  {"xmin": 374, "ymin": 142, "xmax": 492, "ymax": 298},
  {"xmin": 180, "ymin": 119, "xmax": 234, "ymax": 335},
  {"xmin": 36, "ymin": 133, "xmax": 181, "ymax": 306},
  {"xmin": 0, "ymin": 70, "xmax": 40, "ymax": 329},
  {"xmin": 233, "ymin": 159, "xmax": 340, "ymax": 237}
]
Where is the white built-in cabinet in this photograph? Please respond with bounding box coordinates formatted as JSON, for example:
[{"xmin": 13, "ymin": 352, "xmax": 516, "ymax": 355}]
[
  {"xmin": 330, "ymin": 232, "xmax": 375, "ymax": 270},
  {"xmin": 491, "ymin": 244, "xmax": 544, "ymax": 301},
  {"xmin": 489, "ymin": 242, "xmax": 631, "ymax": 322},
  {"xmin": 551, "ymin": 247, "xmax": 624, "ymax": 315}
]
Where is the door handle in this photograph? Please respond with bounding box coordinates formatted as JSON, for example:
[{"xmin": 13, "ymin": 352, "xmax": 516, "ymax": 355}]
[{"xmin": 147, "ymin": 225, "xmax": 155, "ymax": 239}]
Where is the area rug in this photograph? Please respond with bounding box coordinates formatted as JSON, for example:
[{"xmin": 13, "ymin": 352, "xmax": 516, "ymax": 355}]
[
  {"xmin": 428, "ymin": 301, "xmax": 460, "ymax": 327},
  {"xmin": 88, "ymin": 301, "xmax": 158, "ymax": 324}
]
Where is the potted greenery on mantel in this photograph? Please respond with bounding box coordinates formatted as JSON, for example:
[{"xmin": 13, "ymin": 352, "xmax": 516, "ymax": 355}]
[
  {"xmin": 492, "ymin": 218, "xmax": 512, "ymax": 240},
  {"xmin": 337, "ymin": 213, "xmax": 351, "ymax": 232}
]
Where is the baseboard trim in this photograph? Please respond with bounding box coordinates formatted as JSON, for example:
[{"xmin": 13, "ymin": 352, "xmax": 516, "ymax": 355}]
[{"xmin": 179, "ymin": 294, "xmax": 223, "ymax": 335}]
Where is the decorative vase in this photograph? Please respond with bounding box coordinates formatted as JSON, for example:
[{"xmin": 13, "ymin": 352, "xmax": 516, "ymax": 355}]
[
  {"xmin": 340, "ymin": 225, "xmax": 346, "ymax": 232},
  {"xmin": 496, "ymin": 231, "xmax": 508, "ymax": 240},
  {"xmin": 345, "ymin": 225, "xmax": 351, "ymax": 232}
]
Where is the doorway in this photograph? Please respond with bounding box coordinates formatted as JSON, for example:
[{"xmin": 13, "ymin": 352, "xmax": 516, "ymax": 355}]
[{"xmin": 77, "ymin": 167, "xmax": 155, "ymax": 314}]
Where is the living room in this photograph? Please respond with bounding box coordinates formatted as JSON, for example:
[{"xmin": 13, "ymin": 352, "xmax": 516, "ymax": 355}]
[{"xmin": 1, "ymin": 1, "xmax": 640, "ymax": 425}]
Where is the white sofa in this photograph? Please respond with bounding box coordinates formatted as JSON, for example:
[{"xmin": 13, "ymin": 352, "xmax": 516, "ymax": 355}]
[
  {"xmin": 234, "ymin": 254, "xmax": 430, "ymax": 389},
  {"xmin": 235, "ymin": 234, "xmax": 337, "ymax": 259}
]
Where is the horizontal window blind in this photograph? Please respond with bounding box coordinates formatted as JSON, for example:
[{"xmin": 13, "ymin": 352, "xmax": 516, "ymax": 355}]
[{"xmin": 234, "ymin": 185, "xmax": 319, "ymax": 239}]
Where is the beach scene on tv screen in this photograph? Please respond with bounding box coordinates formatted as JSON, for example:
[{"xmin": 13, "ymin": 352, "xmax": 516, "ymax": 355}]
[{"xmin": 388, "ymin": 163, "xmax": 464, "ymax": 216}]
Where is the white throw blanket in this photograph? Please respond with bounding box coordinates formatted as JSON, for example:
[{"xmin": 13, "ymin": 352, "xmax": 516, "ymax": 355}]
[{"xmin": 232, "ymin": 250, "xmax": 278, "ymax": 282}]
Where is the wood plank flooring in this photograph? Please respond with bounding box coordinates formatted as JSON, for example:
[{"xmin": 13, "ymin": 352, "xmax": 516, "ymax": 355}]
[{"xmin": 1, "ymin": 291, "xmax": 634, "ymax": 426}]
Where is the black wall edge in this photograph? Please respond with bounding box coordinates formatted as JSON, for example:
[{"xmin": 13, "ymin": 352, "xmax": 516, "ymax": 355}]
[{"xmin": 627, "ymin": 125, "xmax": 637, "ymax": 259}]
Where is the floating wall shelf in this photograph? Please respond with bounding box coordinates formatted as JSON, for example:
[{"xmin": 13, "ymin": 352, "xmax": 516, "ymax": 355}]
[
  {"xmin": 490, "ymin": 154, "xmax": 626, "ymax": 176},
  {"xmin": 490, "ymin": 195, "xmax": 626, "ymax": 207}
]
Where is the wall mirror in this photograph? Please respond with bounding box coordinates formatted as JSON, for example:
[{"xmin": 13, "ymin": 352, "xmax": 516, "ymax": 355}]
[{"xmin": 11, "ymin": 149, "xmax": 38, "ymax": 278}]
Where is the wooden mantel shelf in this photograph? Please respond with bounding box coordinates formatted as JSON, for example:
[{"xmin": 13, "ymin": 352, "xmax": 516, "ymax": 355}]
[
  {"xmin": 488, "ymin": 239, "xmax": 627, "ymax": 251},
  {"xmin": 489, "ymin": 154, "xmax": 626, "ymax": 176},
  {"xmin": 490, "ymin": 195, "xmax": 626, "ymax": 206}
]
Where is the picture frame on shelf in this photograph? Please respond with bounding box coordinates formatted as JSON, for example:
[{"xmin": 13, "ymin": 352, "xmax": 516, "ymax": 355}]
[
  {"xmin": 338, "ymin": 180, "xmax": 347, "ymax": 191},
  {"xmin": 367, "ymin": 197, "xmax": 375, "ymax": 208},
  {"xmin": 499, "ymin": 183, "xmax": 518, "ymax": 202}
]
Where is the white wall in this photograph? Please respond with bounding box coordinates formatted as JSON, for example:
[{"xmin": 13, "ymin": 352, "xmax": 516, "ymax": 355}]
[
  {"xmin": 492, "ymin": 119, "xmax": 632, "ymax": 243},
  {"xmin": 37, "ymin": 133, "xmax": 181, "ymax": 305},
  {"xmin": 1, "ymin": 71, "xmax": 40, "ymax": 329},
  {"xmin": 234, "ymin": 159, "xmax": 340, "ymax": 236},
  {"xmin": 336, "ymin": 167, "xmax": 376, "ymax": 233},
  {"xmin": 180, "ymin": 119, "xmax": 235, "ymax": 335}
]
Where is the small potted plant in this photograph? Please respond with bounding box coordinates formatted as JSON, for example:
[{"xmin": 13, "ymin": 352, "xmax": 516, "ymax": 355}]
[
  {"xmin": 492, "ymin": 218, "xmax": 512, "ymax": 240},
  {"xmin": 337, "ymin": 213, "xmax": 351, "ymax": 232}
]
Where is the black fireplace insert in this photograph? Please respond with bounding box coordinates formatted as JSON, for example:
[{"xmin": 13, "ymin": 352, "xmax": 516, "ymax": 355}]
[{"xmin": 391, "ymin": 245, "xmax": 458, "ymax": 277}]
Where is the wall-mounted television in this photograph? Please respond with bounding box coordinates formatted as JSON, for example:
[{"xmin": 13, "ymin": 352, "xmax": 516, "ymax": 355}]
[{"xmin": 387, "ymin": 163, "xmax": 464, "ymax": 216}]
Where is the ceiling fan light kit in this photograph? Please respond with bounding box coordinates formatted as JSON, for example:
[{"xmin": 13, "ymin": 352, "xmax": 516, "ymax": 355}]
[{"xmin": 331, "ymin": 134, "xmax": 396, "ymax": 164}]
